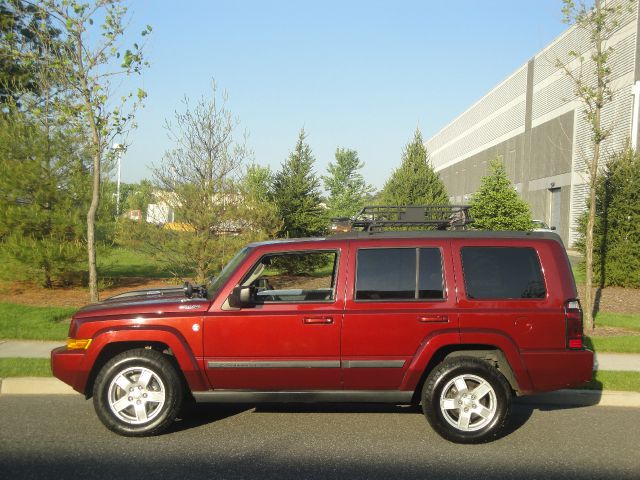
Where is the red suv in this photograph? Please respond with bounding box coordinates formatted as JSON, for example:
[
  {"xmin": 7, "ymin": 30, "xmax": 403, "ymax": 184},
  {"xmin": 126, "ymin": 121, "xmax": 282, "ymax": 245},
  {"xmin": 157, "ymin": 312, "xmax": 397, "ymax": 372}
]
[{"xmin": 52, "ymin": 229, "xmax": 593, "ymax": 443}]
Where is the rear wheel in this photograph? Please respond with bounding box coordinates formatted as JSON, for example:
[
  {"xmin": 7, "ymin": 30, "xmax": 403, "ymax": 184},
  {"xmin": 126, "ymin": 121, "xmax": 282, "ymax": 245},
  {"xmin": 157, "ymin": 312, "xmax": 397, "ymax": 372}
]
[
  {"xmin": 422, "ymin": 357, "xmax": 512, "ymax": 443},
  {"xmin": 93, "ymin": 348, "xmax": 183, "ymax": 437}
]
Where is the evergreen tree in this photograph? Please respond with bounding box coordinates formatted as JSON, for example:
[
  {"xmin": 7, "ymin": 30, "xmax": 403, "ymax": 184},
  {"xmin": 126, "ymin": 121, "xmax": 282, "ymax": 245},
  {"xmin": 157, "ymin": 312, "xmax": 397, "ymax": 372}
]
[
  {"xmin": 237, "ymin": 164, "xmax": 282, "ymax": 238},
  {"xmin": 322, "ymin": 148, "xmax": 374, "ymax": 218},
  {"xmin": 578, "ymin": 147, "xmax": 640, "ymax": 288},
  {"xmin": 381, "ymin": 128, "xmax": 449, "ymax": 206},
  {"xmin": 0, "ymin": 109, "xmax": 88, "ymax": 287},
  {"xmin": 470, "ymin": 158, "xmax": 532, "ymax": 231},
  {"xmin": 273, "ymin": 129, "xmax": 326, "ymax": 238},
  {"xmin": 0, "ymin": 0, "xmax": 59, "ymax": 104}
]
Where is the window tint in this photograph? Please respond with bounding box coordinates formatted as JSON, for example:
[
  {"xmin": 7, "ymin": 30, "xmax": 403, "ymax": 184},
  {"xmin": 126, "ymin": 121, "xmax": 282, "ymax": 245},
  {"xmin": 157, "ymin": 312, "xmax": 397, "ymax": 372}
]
[
  {"xmin": 242, "ymin": 251, "xmax": 337, "ymax": 303},
  {"xmin": 356, "ymin": 248, "xmax": 445, "ymax": 301},
  {"xmin": 461, "ymin": 247, "xmax": 546, "ymax": 300},
  {"xmin": 356, "ymin": 249, "xmax": 415, "ymax": 300},
  {"xmin": 418, "ymin": 248, "xmax": 445, "ymax": 299}
]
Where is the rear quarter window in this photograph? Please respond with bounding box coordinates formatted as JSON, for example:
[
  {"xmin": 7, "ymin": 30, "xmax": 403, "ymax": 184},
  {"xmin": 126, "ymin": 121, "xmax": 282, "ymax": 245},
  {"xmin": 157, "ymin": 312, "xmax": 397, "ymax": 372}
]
[{"xmin": 461, "ymin": 246, "xmax": 546, "ymax": 300}]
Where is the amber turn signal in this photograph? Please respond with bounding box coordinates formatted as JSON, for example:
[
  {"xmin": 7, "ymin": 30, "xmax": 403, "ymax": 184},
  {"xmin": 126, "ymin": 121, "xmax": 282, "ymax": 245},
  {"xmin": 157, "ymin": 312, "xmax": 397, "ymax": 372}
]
[{"xmin": 66, "ymin": 338, "xmax": 92, "ymax": 350}]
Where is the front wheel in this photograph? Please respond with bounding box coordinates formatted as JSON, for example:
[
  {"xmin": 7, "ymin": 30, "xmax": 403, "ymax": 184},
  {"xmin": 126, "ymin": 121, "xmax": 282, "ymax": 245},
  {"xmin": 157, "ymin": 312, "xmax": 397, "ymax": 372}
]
[
  {"xmin": 93, "ymin": 348, "xmax": 183, "ymax": 436},
  {"xmin": 422, "ymin": 357, "xmax": 512, "ymax": 443}
]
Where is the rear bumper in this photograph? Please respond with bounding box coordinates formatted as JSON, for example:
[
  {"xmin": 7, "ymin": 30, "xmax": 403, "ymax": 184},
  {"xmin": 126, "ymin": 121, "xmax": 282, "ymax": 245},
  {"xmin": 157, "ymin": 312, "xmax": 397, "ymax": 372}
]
[
  {"xmin": 521, "ymin": 349, "xmax": 594, "ymax": 393},
  {"xmin": 50, "ymin": 347, "xmax": 90, "ymax": 394}
]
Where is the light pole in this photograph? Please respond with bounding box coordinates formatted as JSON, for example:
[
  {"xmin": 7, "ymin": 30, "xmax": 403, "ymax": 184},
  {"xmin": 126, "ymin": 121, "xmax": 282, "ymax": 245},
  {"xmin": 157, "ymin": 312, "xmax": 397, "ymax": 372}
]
[{"xmin": 112, "ymin": 143, "xmax": 126, "ymax": 217}]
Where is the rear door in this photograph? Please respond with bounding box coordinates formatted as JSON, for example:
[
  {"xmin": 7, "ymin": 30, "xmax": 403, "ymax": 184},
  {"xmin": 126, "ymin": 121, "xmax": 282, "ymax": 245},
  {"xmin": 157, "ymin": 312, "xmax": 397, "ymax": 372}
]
[{"xmin": 342, "ymin": 239, "xmax": 459, "ymax": 390}]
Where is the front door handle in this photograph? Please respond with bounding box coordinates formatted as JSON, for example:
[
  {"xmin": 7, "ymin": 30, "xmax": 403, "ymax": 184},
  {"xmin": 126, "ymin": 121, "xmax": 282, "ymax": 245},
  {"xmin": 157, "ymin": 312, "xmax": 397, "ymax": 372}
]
[
  {"xmin": 417, "ymin": 314, "xmax": 449, "ymax": 323},
  {"xmin": 303, "ymin": 317, "xmax": 334, "ymax": 325}
]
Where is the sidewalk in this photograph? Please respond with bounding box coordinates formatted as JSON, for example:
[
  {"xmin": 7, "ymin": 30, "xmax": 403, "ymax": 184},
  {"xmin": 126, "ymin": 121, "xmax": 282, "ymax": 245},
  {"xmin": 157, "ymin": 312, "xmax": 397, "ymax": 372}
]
[
  {"xmin": 2, "ymin": 340, "xmax": 640, "ymax": 371},
  {"xmin": 0, "ymin": 340, "xmax": 64, "ymax": 358}
]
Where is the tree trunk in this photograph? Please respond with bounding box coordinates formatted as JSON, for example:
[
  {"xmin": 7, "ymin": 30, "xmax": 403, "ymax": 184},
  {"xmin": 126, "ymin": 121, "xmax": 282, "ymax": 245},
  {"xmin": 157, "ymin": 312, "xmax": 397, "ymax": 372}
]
[
  {"xmin": 583, "ymin": 0, "xmax": 603, "ymax": 333},
  {"xmin": 76, "ymin": 33, "xmax": 102, "ymax": 303},
  {"xmin": 583, "ymin": 143, "xmax": 598, "ymax": 332},
  {"xmin": 87, "ymin": 149, "xmax": 100, "ymax": 303}
]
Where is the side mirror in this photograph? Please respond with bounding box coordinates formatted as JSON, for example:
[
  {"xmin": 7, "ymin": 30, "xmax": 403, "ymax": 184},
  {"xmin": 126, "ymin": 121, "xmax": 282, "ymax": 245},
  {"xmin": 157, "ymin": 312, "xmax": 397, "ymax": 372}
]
[{"xmin": 228, "ymin": 286, "xmax": 255, "ymax": 308}]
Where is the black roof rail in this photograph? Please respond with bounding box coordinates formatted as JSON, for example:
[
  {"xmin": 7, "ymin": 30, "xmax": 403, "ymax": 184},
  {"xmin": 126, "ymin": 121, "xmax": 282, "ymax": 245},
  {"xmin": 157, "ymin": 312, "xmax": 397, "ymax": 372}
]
[{"xmin": 330, "ymin": 205, "xmax": 473, "ymax": 233}]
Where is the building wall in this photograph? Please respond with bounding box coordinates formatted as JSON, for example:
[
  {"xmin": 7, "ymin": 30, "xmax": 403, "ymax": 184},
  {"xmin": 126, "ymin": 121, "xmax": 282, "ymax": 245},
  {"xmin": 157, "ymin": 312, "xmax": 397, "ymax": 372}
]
[{"xmin": 426, "ymin": 0, "xmax": 639, "ymax": 245}]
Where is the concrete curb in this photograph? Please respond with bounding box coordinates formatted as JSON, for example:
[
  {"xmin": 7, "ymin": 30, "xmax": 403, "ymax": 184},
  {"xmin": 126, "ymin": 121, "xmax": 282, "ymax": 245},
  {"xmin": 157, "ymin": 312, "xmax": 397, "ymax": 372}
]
[
  {"xmin": 517, "ymin": 389, "xmax": 640, "ymax": 408},
  {"xmin": 1, "ymin": 378, "xmax": 639, "ymax": 408},
  {"xmin": 0, "ymin": 377, "xmax": 79, "ymax": 395}
]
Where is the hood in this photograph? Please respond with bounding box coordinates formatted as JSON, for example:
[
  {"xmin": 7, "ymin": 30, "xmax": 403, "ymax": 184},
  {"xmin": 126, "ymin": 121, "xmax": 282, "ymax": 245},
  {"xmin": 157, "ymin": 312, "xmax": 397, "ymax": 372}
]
[{"xmin": 73, "ymin": 286, "xmax": 211, "ymax": 319}]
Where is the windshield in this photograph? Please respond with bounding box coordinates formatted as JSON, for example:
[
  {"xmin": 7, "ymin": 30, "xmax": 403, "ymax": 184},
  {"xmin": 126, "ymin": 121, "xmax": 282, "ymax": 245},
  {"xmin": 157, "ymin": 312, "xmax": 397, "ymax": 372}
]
[{"xmin": 207, "ymin": 246, "xmax": 253, "ymax": 299}]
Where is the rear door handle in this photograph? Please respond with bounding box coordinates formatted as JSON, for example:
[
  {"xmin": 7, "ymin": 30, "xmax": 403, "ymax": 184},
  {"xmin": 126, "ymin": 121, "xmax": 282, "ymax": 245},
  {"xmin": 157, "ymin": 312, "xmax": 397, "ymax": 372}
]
[
  {"xmin": 303, "ymin": 317, "xmax": 334, "ymax": 325},
  {"xmin": 417, "ymin": 314, "xmax": 449, "ymax": 323}
]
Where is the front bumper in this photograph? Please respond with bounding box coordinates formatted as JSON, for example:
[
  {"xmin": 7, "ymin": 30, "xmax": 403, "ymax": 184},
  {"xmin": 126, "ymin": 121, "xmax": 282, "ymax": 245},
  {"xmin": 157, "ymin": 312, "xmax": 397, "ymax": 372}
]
[{"xmin": 50, "ymin": 347, "xmax": 90, "ymax": 394}]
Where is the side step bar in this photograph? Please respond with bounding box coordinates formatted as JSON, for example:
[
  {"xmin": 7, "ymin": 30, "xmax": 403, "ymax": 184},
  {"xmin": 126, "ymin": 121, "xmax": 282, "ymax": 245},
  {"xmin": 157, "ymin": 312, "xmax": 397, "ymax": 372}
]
[{"xmin": 192, "ymin": 390, "xmax": 414, "ymax": 404}]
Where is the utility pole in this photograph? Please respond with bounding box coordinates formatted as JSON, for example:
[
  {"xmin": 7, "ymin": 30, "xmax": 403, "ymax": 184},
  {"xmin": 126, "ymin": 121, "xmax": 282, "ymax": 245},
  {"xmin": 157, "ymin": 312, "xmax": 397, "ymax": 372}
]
[{"xmin": 112, "ymin": 143, "xmax": 126, "ymax": 217}]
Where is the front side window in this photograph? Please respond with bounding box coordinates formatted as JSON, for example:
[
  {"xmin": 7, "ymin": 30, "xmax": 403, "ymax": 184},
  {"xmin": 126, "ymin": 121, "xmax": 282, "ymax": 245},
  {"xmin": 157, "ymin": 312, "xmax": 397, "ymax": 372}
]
[
  {"xmin": 241, "ymin": 251, "xmax": 338, "ymax": 303},
  {"xmin": 461, "ymin": 247, "xmax": 546, "ymax": 300},
  {"xmin": 355, "ymin": 248, "xmax": 444, "ymax": 301}
]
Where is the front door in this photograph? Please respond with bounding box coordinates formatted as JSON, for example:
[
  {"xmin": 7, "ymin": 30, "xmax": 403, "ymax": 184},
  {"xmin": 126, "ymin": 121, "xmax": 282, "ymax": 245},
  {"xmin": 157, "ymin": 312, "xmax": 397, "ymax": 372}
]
[{"xmin": 203, "ymin": 246, "xmax": 346, "ymax": 390}]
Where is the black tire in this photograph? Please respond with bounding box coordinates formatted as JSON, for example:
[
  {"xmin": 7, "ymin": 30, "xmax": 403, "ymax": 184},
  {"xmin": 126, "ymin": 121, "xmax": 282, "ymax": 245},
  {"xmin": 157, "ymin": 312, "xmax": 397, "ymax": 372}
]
[
  {"xmin": 93, "ymin": 348, "xmax": 183, "ymax": 437},
  {"xmin": 421, "ymin": 356, "xmax": 512, "ymax": 444}
]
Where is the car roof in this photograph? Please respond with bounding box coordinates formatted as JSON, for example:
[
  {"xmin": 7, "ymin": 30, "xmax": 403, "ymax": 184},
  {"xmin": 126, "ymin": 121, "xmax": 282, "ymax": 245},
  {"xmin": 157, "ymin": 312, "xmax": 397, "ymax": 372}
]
[{"xmin": 247, "ymin": 230, "xmax": 564, "ymax": 248}]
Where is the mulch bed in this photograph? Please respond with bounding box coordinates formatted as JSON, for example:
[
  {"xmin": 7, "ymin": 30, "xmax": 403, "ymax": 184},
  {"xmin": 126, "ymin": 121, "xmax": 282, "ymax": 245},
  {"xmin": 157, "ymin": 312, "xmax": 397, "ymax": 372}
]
[
  {"xmin": 577, "ymin": 285, "xmax": 640, "ymax": 315},
  {"xmin": 0, "ymin": 278, "xmax": 175, "ymax": 308},
  {"xmin": 588, "ymin": 326, "xmax": 640, "ymax": 337}
]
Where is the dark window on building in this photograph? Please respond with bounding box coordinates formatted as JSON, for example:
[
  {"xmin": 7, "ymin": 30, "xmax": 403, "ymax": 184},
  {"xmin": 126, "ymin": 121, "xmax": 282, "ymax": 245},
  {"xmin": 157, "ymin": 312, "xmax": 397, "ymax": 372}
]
[
  {"xmin": 461, "ymin": 247, "xmax": 546, "ymax": 300},
  {"xmin": 356, "ymin": 248, "xmax": 444, "ymax": 301}
]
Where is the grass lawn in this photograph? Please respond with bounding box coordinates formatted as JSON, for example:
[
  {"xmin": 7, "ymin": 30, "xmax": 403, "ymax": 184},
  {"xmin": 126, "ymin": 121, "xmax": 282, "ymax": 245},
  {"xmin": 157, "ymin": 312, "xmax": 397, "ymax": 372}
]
[
  {"xmin": 98, "ymin": 247, "xmax": 176, "ymax": 278},
  {"xmin": 595, "ymin": 312, "xmax": 640, "ymax": 332},
  {"xmin": 0, "ymin": 303, "xmax": 74, "ymax": 341},
  {"xmin": 577, "ymin": 370, "xmax": 640, "ymax": 392},
  {"xmin": 572, "ymin": 262, "xmax": 585, "ymax": 285},
  {"xmin": 1, "ymin": 246, "xmax": 186, "ymax": 282},
  {"xmin": 585, "ymin": 335, "xmax": 640, "ymax": 353},
  {"xmin": 0, "ymin": 358, "xmax": 51, "ymax": 377}
]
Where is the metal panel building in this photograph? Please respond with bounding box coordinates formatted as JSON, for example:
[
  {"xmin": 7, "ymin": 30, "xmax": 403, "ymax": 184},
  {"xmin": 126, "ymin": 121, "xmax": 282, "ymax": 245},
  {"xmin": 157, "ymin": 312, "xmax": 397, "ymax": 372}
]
[{"xmin": 425, "ymin": 0, "xmax": 640, "ymax": 245}]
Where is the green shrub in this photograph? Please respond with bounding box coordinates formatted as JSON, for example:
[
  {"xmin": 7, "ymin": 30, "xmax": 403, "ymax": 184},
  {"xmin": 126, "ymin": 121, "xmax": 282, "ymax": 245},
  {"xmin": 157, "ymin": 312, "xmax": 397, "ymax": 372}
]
[{"xmin": 576, "ymin": 147, "xmax": 640, "ymax": 288}]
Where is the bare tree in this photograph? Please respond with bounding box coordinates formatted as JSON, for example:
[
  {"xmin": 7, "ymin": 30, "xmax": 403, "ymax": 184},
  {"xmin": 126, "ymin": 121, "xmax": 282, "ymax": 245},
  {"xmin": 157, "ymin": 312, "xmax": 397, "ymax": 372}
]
[
  {"xmin": 152, "ymin": 83, "xmax": 252, "ymax": 282},
  {"xmin": 558, "ymin": 0, "xmax": 633, "ymax": 331}
]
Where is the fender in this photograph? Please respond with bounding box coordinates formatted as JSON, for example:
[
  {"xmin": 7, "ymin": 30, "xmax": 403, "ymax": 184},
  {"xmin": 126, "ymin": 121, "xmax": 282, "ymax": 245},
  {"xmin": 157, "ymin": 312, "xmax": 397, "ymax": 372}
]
[
  {"xmin": 76, "ymin": 326, "xmax": 208, "ymax": 394},
  {"xmin": 459, "ymin": 329, "xmax": 533, "ymax": 394},
  {"xmin": 399, "ymin": 329, "xmax": 534, "ymax": 394},
  {"xmin": 400, "ymin": 330, "xmax": 460, "ymax": 391}
]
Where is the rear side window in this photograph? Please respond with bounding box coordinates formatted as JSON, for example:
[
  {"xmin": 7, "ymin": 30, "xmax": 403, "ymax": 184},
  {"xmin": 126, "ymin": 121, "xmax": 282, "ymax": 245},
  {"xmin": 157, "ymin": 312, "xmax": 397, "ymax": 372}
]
[
  {"xmin": 461, "ymin": 247, "xmax": 546, "ymax": 300},
  {"xmin": 356, "ymin": 248, "xmax": 444, "ymax": 301}
]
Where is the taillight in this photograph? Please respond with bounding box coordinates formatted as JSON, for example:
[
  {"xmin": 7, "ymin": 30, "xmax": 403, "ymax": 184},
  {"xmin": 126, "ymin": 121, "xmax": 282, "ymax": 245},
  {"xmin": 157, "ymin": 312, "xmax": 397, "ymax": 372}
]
[{"xmin": 565, "ymin": 299, "xmax": 584, "ymax": 349}]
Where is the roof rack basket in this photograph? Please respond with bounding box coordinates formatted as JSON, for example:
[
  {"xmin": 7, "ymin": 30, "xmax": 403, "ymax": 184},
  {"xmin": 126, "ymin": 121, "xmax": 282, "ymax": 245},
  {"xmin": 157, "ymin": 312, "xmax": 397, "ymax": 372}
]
[{"xmin": 331, "ymin": 205, "xmax": 473, "ymax": 233}]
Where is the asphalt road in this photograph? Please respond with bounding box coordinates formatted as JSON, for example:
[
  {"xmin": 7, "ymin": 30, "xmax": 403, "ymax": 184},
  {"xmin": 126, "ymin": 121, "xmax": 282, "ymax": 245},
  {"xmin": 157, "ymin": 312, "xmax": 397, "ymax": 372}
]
[{"xmin": 1, "ymin": 396, "xmax": 638, "ymax": 480}]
